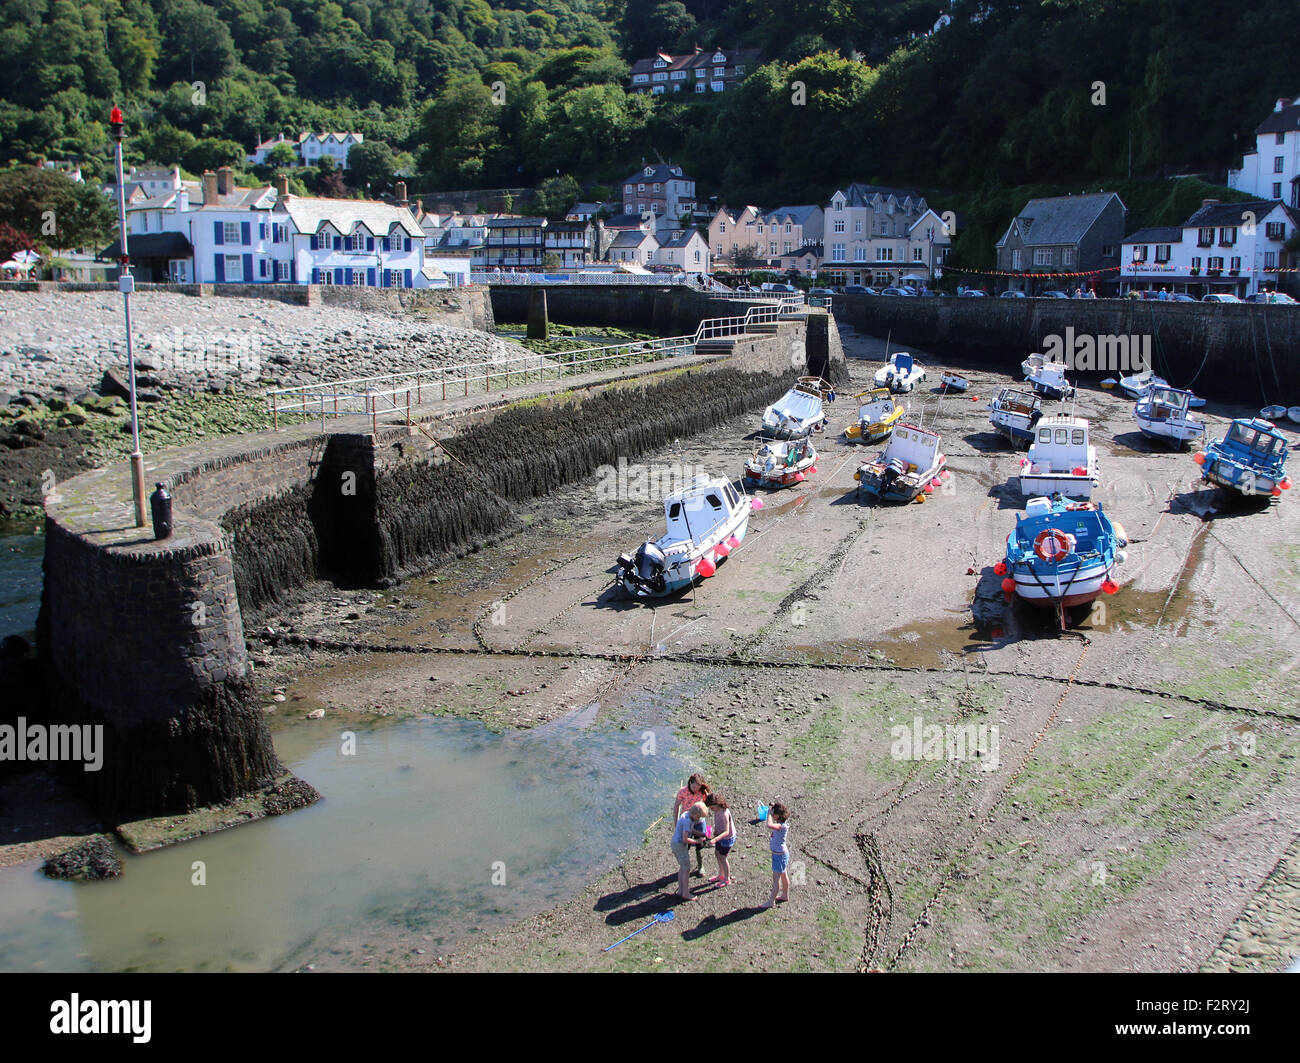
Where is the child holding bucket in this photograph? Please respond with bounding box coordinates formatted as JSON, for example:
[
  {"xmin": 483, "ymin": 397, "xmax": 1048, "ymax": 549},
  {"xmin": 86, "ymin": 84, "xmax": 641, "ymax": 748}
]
[
  {"xmin": 671, "ymin": 802, "xmax": 710, "ymax": 901},
  {"xmin": 705, "ymin": 793, "xmax": 735, "ymax": 886},
  {"xmin": 672, "ymin": 774, "xmax": 711, "ymax": 875},
  {"xmin": 761, "ymin": 802, "xmax": 791, "ymax": 909}
]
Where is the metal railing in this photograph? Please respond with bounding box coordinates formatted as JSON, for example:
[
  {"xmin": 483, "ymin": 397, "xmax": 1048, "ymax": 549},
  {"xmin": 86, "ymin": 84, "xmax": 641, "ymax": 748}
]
[{"xmin": 266, "ymin": 298, "xmax": 808, "ymax": 431}]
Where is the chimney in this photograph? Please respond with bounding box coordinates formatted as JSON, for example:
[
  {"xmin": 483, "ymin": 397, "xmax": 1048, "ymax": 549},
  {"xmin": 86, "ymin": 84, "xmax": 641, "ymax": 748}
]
[
  {"xmin": 274, "ymin": 173, "xmax": 289, "ymax": 197},
  {"xmin": 396, "ymin": 180, "xmax": 408, "ymax": 206},
  {"xmin": 1201, "ymin": 198, "xmax": 1220, "ymax": 208},
  {"xmin": 202, "ymin": 170, "xmax": 217, "ymax": 204},
  {"xmin": 216, "ymin": 166, "xmax": 234, "ymax": 196},
  {"xmin": 177, "ymin": 189, "xmax": 189, "ymax": 211}
]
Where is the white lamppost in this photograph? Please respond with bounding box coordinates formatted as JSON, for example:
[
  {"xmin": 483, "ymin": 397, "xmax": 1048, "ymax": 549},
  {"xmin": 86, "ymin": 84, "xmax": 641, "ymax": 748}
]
[{"xmin": 109, "ymin": 105, "xmax": 147, "ymax": 527}]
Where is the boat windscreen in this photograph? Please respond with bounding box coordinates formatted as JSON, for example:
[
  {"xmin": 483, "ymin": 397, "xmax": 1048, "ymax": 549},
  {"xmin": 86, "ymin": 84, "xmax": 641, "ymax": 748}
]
[{"xmin": 1228, "ymin": 423, "xmax": 1258, "ymax": 448}]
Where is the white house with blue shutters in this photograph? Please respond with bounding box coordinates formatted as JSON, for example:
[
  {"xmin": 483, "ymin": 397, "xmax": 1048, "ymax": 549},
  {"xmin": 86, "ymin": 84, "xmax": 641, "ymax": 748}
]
[{"xmin": 273, "ymin": 195, "xmax": 426, "ymax": 288}]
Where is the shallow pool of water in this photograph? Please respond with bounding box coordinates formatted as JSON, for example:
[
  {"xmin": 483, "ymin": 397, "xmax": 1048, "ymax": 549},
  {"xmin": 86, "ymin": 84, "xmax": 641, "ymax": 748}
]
[
  {"xmin": 0, "ymin": 692, "xmax": 693, "ymax": 972},
  {"xmin": 0, "ymin": 525, "xmax": 43, "ymax": 640}
]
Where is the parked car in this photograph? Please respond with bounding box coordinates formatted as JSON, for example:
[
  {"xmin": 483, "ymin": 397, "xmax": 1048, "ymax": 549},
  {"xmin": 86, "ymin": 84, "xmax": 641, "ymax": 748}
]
[
  {"xmin": 1202, "ymin": 293, "xmax": 1241, "ymax": 304},
  {"xmin": 843, "ymin": 285, "xmax": 875, "ymax": 295},
  {"xmin": 808, "ymin": 288, "xmax": 834, "ymax": 297},
  {"xmin": 1170, "ymin": 293, "xmax": 1197, "ymax": 303},
  {"xmin": 761, "ymin": 282, "xmax": 799, "ymax": 293},
  {"xmin": 999, "ymin": 290, "xmax": 1027, "ymax": 299},
  {"xmin": 880, "ymin": 287, "xmax": 916, "ymax": 296},
  {"xmin": 1038, "ymin": 290, "xmax": 1070, "ymax": 299},
  {"xmin": 959, "ymin": 289, "xmax": 988, "ymax": 297},
  {"xmin": 1244, "ymin": 291, "xmax": 1297, "ymax": 304}
]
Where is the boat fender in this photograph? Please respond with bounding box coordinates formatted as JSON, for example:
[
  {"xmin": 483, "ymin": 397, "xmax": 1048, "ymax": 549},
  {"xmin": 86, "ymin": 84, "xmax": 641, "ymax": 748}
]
[
  {"xmin": 1033, "ymin": 529, "xmax": 1074, "ymax": 562},
  {"xmin": 1071, "ymin": 466, "xmax": 1087, "ymax": 476},
  {"xmin": 994, "ymin": 561, "xmax": 1008, "ymax": 576},
  {"xmin": 1192, "ymin": 451, "xmax": 1206, "ymax": 465},
  {"xmin": 1001, "ymin": 577, "xmax": 1016, "ymax": 593},
  {"xmin": 1115, "ymin": 550, "xmax": 1127, "ymax": 564}
]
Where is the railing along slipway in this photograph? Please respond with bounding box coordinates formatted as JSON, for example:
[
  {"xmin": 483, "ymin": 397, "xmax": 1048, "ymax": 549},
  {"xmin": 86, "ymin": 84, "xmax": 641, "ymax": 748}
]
[{"xmin": 266, "ymin": 297, "xmax": 806, "ymax": 432}]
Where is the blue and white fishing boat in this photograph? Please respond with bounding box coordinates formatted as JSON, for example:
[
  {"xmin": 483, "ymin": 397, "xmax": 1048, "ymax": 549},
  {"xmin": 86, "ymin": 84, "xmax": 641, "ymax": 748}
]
[
  {"xmin": 1118, "ymin": 369, "xmax": 1167, "ymax": 399},
  {"xmin": 615, "ymin": 474, "xmax": 757, "ymax": 598},
  {"xmin": 997, "ymin": 496, "xmax": 1127, "ymax": 629},
  {"xmin": 1194, "ymin": 418, "xmax": 1292, "ymax": 500},
  {"xmin": 1022, "ymin": 352, "xmax": 1075, "ymax": 400},
  {"xmin": 988, "ymin": 387, "xmax": 1044, "ymax": 448},
  {"xmin": 1133, "ymin": 386, "xmax": 1205, "ymax": 447}
]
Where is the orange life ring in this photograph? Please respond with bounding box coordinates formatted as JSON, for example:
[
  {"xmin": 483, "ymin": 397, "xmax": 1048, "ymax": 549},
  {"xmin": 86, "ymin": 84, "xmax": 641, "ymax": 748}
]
[{"xmin": 1033, "ymin": 528, "xmax": 1074, "ymax": 562}]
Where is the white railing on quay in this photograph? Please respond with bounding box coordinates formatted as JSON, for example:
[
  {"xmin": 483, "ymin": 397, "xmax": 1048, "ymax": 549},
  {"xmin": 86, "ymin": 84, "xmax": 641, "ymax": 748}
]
[{"xmin": 266, "ymin": 299, "xmax": 808, "ymax": 432}]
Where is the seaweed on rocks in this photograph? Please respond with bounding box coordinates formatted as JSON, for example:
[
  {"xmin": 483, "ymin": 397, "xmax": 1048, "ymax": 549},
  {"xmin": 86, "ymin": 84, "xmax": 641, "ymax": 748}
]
[
  {"xmin": 221, "ymin": 485, "xmax": 321, "ymax": 613},
  {"xmin": 42, "ymin": 835, "xmax": 123, "ymax": 880},
  {"xmin": 443, "ymin": 368, "xmax": 790, "ymax": 504},
  {"xmin": 263, "ymin": 776, "xmax": 321, "ymax": 816}
]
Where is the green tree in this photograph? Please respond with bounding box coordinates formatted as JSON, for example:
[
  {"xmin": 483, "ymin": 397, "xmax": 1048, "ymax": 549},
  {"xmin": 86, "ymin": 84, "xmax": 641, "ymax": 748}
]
[
  {"xmin": 267, "ymin": 142, "xmax": 298, "ymax": 167},
  {"xmin": 0, "ymin": 166, "xmax": 115, "ymax": 250},
  {"xmin": 347, "ymin": 139, "xmax": 398, "ymax": 192},
  {"xmin": 533, "ymin": 174, "xmax": 581, "ymax": 217}
]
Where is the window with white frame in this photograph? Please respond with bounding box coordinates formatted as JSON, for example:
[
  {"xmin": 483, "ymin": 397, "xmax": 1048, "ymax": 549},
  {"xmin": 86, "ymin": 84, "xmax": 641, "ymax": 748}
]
[
  {"xmin": 784, "ymin": 242, "xmax": 792, "ymax": 254},
  {"xmin": 276, "ymin": 261, "xmax": 290, "ymax": 281},
  {"xmin": 854, "ymin": 246, "xmax": 866, "ymax": 262},
  {"xmin": 1265, "ymin": 250, "xmax": 1277, "ymax": 268},
  {"xmin": 833, "ymin": 219, "xmax": 845, "ymax": 233},
  {"xmin": 913, "ymin": 247, "xmax": 923, "ymax": 261},
  {"xmin": 224, "ymin": 254, "xmax": 242, "ymax": 280},
  {"xmin": 1034, "ymin": 248, "xmax": 1052, "ymax": 266},
  {"xmin": 696, "ymin": 69, "xmax": 705, "ymax": 78},
  {"xmin": 784, "ymin": 223, "xmax": 791, "ymax": 233},
  {"xmin": 652, "ymin": 72, "xmax": 667, "ymax": 82},
  {"xmin": 735, "ymin": 65, "xmax": 744, "ymax": 75},
  {"xmin": 694, "ymin": 82, "xmax": 705, "ymax": 92},
  {"xmin": 1155, "ymin": 244, "xmax": 1170, "ymax": 263},
  {"xmin": 386, "ymin": 269, "xmax": 403, "ymax": 287},
  {"xmin": 1062, "ymin": 247, "xmax": 1076, "ymax": 267},
  {"xmin": 769, "ymin": 241, "xmax": 776, "ymax": 255},
  {"xmin": 1230, "ymin": 256, "xmax": 1241, "ymax": 270},
  {"xmin": 879, "ymin": 247, "xmax": 893, "ymax": 262},
  {"xmin": 831, "ymin": 243, "xmax": 845, "ymax": 262},
  {"xmin": 854, "ymin": 220, "xmax": 862, "ymax": 234},
  {"xmin": 1012, "ymin": 249, "xmax": 1023, "ymax": 269},
  {"xmin": 1218, "ymin": 226, "xmax": 1237, "ymax": 245},
  {"xmin": 1275, "ymin": 156, "xmax": 1285, "ymax": 173},
  {"xmin": 223, "ymin": 222, "xmax": 240, "ymax": 243},
  {"xmin": 352, "ymin": 270, "xmax": 366, "ymax": 285},
  {"xmin": 1273, "ymin": 182, "xmax": 1283, "ymax": 199},
  {"xmin": 1132, "ymin": 245, "xmax": 1147, "ymax": 262},
  {"xmin": 633, "ymin": 74, "xmax": 649, "ymax": 83},
  {"xmin": 671, "ymin": 70, "xmax": 686, "ymax": 80}
]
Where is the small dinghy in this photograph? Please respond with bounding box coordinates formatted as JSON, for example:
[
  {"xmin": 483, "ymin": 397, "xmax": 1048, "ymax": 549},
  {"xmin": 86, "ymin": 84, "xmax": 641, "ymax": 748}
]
[
  {"xmin": 743, "ymin": 437, "xmax": 817, "ymax": 489},
  {"xmin": 855, "ymin": 422, "xmax": 947, "ymax": 503},
  {"xmin": 1133, "ymin": 386, "xmax": 1205, "ymax": 448},
  {"xmin": 1194, "ymin": 418, "xmax": 1292, "ymax": 500},
  {"xmin": 1100, "ymin": 377, "xmax": 1118, "ymax": 390},
  {"xmin": 996, "ymin": 495, "xmax": 1127, "ymax": 629},
  {"xmin": 843, "ymin": 387, "xmax": 904, "ymax": 443},
  {"xmin": 1261, "ymin": 404, "xmax": 1287, "ymax": 422},
  {"xmin": 1289, "ymin": 406, "xmax": 1300, "ymax": 425},
  {"xmin": 1119, "ymin": 369, "xmax": 1168, "ymax": 399},
  {"xmin": 761, "ymin": 376, "xmax": 833, "ymax": 438},
  {"xmin": 1187, "ymin": 395, "xmax": 1207, "ymax": 409},
  {"xmin": 1018, "ymin": 414, "xmax": 1099, "ymax": 500},
  {"xmin": 940, "ymin": 373, "xmax": 969, "ymax": 392},
  {"xmin": 874, "ymin": 351, "xmax": 927, "ymax": 393},
  {"xmin": 1022, "ymin": 353, "xmax": 1076, "ymax": 400},
  {"xmin": 615, "ymin": 474, "xmax": 756, "ymax": 598},
  {"xmin": 988, "ymin": 387, "xmax": 1044, "ymax": 448}
]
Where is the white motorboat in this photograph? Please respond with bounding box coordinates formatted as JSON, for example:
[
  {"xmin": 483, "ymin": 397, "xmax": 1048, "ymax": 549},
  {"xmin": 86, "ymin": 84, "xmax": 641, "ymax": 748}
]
[
  {"xmin": 614, "ymin": 474, "xmax": 756, "ymax": 598},
  {"xmin": 1119, "ymin": 369, "xmax": 1168, "ymax": 399},
  {"xmin": 1018, "ymin": 414, "xmax": 1099, "ymax": 499},
  {"xmin": 940, "ymin": 373, "xmax": 969, "ymax": 392},
  {"xmin": 988, "ymin": 387, "xmax": 1044, "ymax": 448},
  {"xmin": 761, "ymin": 376, "xmax": 833, "ymax": 438},
  {"xmin": 873, "ymin": 351, "xmax": 927, "ymax": 393},
  {"xmin": 1023, "ymin": 353, "xmax": 1075, "ymax": 400},
  {"xmin": 855, "ymin": 422, "xmax": 948, "ymax": 503}
]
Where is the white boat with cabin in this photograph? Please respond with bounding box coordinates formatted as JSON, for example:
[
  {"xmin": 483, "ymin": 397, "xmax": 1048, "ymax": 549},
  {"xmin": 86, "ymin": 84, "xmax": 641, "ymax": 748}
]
[
  {"xmin": 1133, "ymin": 386, "xmax": 1204, "ymax": 447},
  {"xmin": 1018, "ymin": 414, "xmax": 1099, "ymax": 499}
]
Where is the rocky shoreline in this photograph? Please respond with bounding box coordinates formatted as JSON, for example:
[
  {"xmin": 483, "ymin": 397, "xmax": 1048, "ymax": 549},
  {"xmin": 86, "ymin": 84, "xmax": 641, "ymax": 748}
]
[{"xmin": 0, "ymin": 290, "xmax": 527, "ymax": 521}]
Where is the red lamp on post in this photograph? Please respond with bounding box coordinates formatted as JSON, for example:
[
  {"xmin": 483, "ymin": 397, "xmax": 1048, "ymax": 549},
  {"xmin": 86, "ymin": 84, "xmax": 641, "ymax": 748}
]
[{"xmin": 109, "ymin": 104, "xmax": 148, "ymax": 529}]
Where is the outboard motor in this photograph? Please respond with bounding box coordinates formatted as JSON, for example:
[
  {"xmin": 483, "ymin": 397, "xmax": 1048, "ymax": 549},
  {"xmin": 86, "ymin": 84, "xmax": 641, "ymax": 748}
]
[
  {"xmin": 617, "ymin": 541, "xmax": 667, "ymax": 596},
  {"xmin": 880, "ymin": 457, "xmax": 906, "ymax": 492}
]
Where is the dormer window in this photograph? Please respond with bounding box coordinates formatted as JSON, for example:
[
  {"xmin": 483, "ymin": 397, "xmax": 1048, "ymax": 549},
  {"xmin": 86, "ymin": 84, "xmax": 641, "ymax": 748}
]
[
  {"xmin": 654, "ymin": 58, "xmax": 667, "ymax": 68},
  {"xmin": 713, "ymin": 52, "xmax": 726, "ymax": 63},
  {"xmin": 644, "ymin": 167, "xmax": 655, "ymax": 177}
]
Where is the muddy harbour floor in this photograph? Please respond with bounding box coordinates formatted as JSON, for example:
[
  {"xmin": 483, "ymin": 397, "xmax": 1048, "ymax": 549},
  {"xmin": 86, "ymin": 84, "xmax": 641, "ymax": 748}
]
[{"xmin": 163, "ymin": 326, "xmax": 1300, "ymax": 971}]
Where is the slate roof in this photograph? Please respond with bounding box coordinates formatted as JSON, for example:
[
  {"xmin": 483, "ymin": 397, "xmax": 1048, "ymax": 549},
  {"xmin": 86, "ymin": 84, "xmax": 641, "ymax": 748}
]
[
  {"xmin": 191, "ymin": 186, "xmax": 278, "ymax": 211},
  {"xmin": 657, "ymin": 230, "xmax": 701, "ymax": 249},
  {"xmin": 100, "ymin": 232, "xmax": 193, "ymax": 259},
  {"xmin": 487, "ymin": 216, "xmax": 546, "ymax": 228},
  {"xmin": 609, "ymin": 230, "xmax": 657, "ymax": 249},
  {"xmin": 835, "ymin": 183, "xmax": 925, "ymax": 208},
  {"xmin": 760, "ymin": 205, "xmax": 821, "ymax": 227},
  {"xmin": 276, "ymin": 196, "xmax": 424, "ymax": 236},
  {"xmin": 1122, "ymin": 226, "xmax": 1184, "ymax": 244},
  {"xmin": 604, "ymin": 213, "xmax": 653, "ymax": 230},
  {"xmin": 1256, "ymin": 101, "xmax": 1300, "ymax": 135},
  {"xmin": 1183, "ymin": 199, "xmax": 1287, "ymax": 228},
  {"xmin": 997, "ymin": 192, "xmax": 1124, "ymax": 247},
  {"xmin": 621, "ymin": 163, "xmax": 690, "ymax": 185}
]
